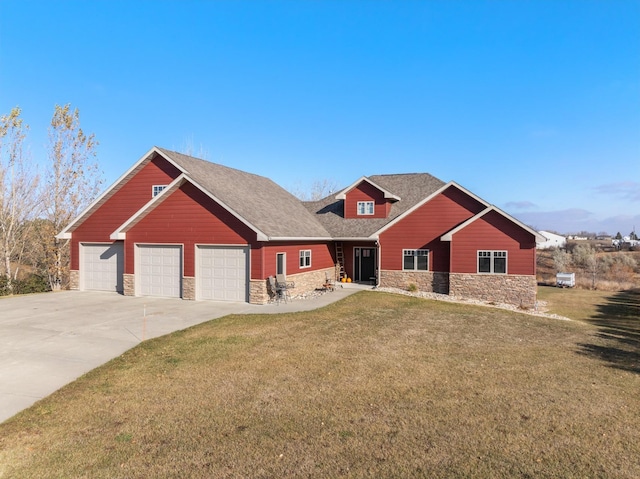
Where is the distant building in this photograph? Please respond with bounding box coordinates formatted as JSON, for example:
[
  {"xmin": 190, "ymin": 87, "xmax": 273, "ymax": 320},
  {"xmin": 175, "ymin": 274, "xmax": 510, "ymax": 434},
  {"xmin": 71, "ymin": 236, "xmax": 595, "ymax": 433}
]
[
  {"xmin": 537, "ymin": 231, "xmax": 567, "ymax": 250},
  {"xmin": 613, "ymin": 236, "xmax": 639, "ymax": 249}
]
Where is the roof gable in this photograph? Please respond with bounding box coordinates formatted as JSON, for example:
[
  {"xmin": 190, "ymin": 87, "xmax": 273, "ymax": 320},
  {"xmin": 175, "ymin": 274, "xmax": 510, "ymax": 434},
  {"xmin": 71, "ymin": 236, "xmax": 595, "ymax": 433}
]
[
  {"xmin": 305, "ymin": 173, "xmax": 446, "ymax": 238},
  {"xmin": 156, "ymin": 148, "xmax": 330, "ymax": 239},
  {"xmin": 335, "ymin": 176, "xmax": 401, "ymax": 201},
  {"xmin": 59, "ymin": 146, "xmax": 331, "ymax": 241},
  {"xmin": 440, "ymin": 206, "xmax": 546, "ymax": 243},
  {"xmin": 57, "ymin": 147, "xmax": 184, "ymax": 239}
]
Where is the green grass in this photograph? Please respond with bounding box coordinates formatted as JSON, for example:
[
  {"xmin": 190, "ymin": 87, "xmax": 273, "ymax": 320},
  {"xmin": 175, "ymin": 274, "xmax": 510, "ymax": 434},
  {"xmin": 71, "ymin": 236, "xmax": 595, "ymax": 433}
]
[{"xmin": 1, "ymin": 291, "xmax": 639, "ymax": 478}]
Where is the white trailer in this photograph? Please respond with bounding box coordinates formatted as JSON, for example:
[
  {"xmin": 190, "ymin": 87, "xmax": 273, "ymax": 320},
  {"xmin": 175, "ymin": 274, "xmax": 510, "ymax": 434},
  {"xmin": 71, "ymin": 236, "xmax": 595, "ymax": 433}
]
[{"xmin": 556, "ymin": 272, "xmax": 575, "ymax": 288}]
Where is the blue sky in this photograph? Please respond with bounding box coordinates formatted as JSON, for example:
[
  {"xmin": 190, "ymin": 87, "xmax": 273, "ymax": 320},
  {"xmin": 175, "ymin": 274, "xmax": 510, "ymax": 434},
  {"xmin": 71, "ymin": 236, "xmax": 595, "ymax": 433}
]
[{"xmin": 1, "ymin": 0, "xmax": 638, "ymax": 235}]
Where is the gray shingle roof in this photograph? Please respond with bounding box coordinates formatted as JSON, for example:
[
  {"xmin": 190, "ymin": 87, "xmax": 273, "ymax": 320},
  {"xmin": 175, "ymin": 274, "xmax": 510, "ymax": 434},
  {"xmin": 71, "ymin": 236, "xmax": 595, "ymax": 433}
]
[
  {"xmin": 304, "ymin": 173, "xmax": 446, "ymax": 238},
  {"xmin": 156, "ymin": 148, "xmax": 332, "ymax": 239}
]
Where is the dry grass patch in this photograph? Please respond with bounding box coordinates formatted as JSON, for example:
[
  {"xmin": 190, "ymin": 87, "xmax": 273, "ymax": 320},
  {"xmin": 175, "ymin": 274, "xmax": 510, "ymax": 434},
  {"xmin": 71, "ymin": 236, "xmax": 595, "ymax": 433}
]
[{"xmin": 1, "ymin": 292, "xmax": 638, "ymax": 478}]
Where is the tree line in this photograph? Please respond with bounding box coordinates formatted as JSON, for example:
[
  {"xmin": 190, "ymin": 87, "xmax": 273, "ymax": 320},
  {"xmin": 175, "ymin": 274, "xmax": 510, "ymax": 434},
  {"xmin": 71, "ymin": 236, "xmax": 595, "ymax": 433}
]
[
  {"xmin": 551, "ymin": 243, "xmax": 638, "ymax": 290},
  {"xmin": 0, "ymin": 105, "xmax": 102, "ymax": 295}
]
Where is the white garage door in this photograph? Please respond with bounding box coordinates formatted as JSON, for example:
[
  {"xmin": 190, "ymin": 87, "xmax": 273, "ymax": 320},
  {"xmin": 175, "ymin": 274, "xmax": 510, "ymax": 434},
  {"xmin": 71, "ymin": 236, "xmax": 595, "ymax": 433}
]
[
  {"xmin": 81, "ymin": 243, "xmax": 124, "ymax": 293},
  {"xmin": 197, "ymin": 246, "xmax": 248, "ymax": 302},
  {"xmin": 137, "ymin": 245, "xmax": 182, "ymax": 298}
]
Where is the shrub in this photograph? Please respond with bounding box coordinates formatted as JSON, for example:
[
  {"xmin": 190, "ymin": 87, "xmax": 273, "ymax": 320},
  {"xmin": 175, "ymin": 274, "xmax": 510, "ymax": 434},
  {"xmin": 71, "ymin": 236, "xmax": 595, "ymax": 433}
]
[
  {"xmin": 15, "ymin": 274, "xmax": 50, "ymax": 294},
  {"xmin": 407, "ymin": 283, "xmax": 418, "ymax": 292}
]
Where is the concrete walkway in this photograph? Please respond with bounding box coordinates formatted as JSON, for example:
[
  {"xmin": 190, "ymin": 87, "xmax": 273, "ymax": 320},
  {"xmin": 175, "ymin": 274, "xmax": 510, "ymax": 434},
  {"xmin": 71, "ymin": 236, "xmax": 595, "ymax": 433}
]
[{"xmin": 0, "ymin": 285, "xmax": 367, "ymax": 423}]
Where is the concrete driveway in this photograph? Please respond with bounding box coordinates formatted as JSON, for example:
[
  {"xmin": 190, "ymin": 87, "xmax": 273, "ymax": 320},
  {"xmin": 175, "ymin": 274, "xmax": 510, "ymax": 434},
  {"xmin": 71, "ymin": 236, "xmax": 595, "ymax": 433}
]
[{"xmin": 0, "ymin": 287, "xmax": 361, "ymax": 423}]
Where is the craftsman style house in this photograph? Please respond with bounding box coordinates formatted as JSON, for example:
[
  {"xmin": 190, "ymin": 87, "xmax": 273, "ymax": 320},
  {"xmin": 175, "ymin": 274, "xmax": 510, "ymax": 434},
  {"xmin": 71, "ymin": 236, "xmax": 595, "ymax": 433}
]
[{"xmin": 58, "ymin": 147, "xmax": 544, "ymax": 306}]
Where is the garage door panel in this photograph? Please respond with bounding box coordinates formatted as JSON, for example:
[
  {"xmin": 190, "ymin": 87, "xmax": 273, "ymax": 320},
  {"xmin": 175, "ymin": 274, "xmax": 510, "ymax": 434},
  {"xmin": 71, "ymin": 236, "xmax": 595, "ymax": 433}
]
[
  {"xmin": 137, "ymin": 245, "xmax": 182, "ymax": 298},
  {"xmin": 81, "ymin": 243, "xmax": 124, "ymax": 293},
  {"xmin": 197, "ymin": 246, "xmax": 248, "ymax": 302}
]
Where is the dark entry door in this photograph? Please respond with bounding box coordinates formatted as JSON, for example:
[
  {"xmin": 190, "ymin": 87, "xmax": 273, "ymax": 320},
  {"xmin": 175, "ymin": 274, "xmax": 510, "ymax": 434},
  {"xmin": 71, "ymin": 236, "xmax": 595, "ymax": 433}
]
[{"xmin": 354, "ymin": 247, "xmax": 376, "ymax": 283}]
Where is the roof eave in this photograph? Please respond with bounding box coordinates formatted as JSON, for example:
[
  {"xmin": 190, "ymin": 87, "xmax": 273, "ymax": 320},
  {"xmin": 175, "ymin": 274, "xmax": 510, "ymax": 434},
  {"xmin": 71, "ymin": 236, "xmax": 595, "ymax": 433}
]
[{"xmin": 266, "ymin": 236, "xmax": 334, "ymax": 242}]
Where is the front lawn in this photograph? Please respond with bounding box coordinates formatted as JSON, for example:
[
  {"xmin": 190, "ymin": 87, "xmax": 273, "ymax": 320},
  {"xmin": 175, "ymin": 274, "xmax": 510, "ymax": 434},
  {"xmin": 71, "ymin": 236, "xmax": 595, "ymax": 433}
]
[{"xmin": 0, "ymin": 291, "xmax": 638, "ymax": 478}]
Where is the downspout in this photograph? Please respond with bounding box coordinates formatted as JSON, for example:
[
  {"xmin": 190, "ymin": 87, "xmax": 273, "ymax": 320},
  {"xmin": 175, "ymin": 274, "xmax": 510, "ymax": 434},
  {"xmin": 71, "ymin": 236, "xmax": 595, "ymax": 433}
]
[{"xmin": 375, "ymin": 240, "xmax": 381, "ymax": 289}]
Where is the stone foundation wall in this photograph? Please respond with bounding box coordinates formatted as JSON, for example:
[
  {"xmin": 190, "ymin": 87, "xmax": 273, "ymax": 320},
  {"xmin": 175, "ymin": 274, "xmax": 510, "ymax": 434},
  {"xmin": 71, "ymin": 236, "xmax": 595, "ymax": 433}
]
[
  {"xmin": 449, "ymin": 273, "xmax": 537, "ymax": 308},
  {"xmin": 379, "ymin": 270, "xmax": 449, "ymax": 294},
  {"xmin": 123, "ymin": 274, "xmax": 135, "ymax": 297},
  {"xmin": 182, "ymin": 276, "xmax": 195, "ymax": 300},
  {"xmin": 69, "ymin": 270, "xmax": 80, "ymax": 290},
  {"xmin": 250, "ymin": 267, "xmax": 336, "ymax": 304}
]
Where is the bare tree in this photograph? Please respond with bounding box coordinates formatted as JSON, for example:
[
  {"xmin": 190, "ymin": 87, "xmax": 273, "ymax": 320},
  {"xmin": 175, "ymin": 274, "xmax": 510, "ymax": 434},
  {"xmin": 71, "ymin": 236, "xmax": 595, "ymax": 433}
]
[
  {"xmin": 573, "ymin": 244, "xmax": 601, "ymax": 289},
  {"xmin": 180, "ymin": 135, "xmax": 210, "ymax": 160},
  {"xmin": 551, "ymin": 247, "xmax": 571, "ymax": 273},
  {"xmin": 290, "ymin": 178, "xmax": 341, "ymax": 201},
  {"xmin": 43, "ymin": 104, "xmax": 102, "ymax": 289},
  {"xmin": 0, "ymin": 107, "xmax": 40, "ymax": 292}
]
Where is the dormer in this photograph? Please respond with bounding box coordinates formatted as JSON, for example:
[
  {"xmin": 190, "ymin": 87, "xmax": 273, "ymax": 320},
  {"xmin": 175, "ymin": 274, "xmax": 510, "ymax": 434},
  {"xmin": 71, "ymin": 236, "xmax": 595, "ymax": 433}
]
[{"xmin": 335, "ymin": 177, "xmax": 401, "ymax": 219}]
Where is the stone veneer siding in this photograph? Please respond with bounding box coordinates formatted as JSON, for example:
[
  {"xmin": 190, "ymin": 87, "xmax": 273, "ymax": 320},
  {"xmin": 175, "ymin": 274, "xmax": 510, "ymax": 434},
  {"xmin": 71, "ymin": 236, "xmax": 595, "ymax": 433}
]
[
  {"xmin": 250, "ymin": 279, "xmax": 269, "ymax": 305},
  {"xmin": 449, "ymin": 273, "xmax": 537, "ymax": 308},
  {"xmin": 182, "ymin": 276, "xmax": 195, "ymax": 300},
  {"xmin": 123, "ymin": 273, "xmax": 135, "ymax": 297},
  {"xmin": 69, "ymin": 270, "xmax": 80, "ymax": 290},
  {"xmin": 250, "ymin": 267, "xmax": 336, "ymax": 304},
  {"xmin": 379, "ymin": 270, "xmax": 449, "ymax": 294},
  {"xmin": 122, "ymin": 269, "xmax": 337, "ymax": 304}
]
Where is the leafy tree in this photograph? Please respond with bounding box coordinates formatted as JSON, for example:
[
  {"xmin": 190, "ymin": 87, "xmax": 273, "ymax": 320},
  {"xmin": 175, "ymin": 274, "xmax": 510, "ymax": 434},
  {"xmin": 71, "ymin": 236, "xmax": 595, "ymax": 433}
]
[
  {"xmin": 0, "ymin": 107, "xmax": 40, "ymax": 292},
  {"xmin": 615, "ymin": 232, "xmax": 622, "ymax": 240},
  {"xmin": 42, "ymin": 104, "xmax": 102, "ymax": 289},
  {"xmin": 630, "ymin": 231, "xmax": 638, "ymax": 241}
]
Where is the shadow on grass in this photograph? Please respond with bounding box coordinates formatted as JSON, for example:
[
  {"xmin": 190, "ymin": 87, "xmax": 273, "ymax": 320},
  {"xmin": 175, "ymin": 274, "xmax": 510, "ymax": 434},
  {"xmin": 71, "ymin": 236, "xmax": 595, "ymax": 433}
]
[{"xmin": 577, "ymin": 289, "xmax": 640, "ymax": 374}]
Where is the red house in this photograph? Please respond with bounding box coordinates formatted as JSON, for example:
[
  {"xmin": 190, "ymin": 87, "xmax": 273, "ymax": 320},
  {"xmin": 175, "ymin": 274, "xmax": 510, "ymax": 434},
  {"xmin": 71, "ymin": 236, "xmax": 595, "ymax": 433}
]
[{"xmin": 58, "ymin": 147, "xmax": 544, "ymax": 306}]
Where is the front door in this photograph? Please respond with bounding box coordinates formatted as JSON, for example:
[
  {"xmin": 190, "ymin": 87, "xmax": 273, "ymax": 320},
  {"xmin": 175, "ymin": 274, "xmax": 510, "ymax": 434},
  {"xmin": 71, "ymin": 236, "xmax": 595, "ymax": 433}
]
[{"xmin": 354, "ymin": 247, "xmax": 376, "ymax": 283}]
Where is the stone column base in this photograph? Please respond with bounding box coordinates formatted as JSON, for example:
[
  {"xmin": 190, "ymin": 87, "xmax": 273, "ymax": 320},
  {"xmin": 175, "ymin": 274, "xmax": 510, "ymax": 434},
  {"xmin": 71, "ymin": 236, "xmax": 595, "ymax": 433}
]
[
  {"xmin": 182, "ymin": 276, "xmax": 195, "ymax": 300},
  {"xmin": 69, "ymin": 270, "xmax": 80, "ymax": 290},
  {"xmin": 123, "ymin": 274, "xmax": 135, "ymax": 296}
]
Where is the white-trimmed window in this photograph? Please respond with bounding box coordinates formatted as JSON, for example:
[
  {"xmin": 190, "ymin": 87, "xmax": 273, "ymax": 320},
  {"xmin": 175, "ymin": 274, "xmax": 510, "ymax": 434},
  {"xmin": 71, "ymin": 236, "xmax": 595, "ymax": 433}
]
[
  {"xmin": 403, "ymin": 249, "xmax": 429, "ymax": 271},
  {"xmin": 299, "ymin": 250, "xmax": 311, "ymax": 268},
  {"xmin": 357, "ymin": 201, "xmax": 375, "ymax": 215},
  {"xmin": 152, "ymin": 185, "xmax": 167, "ymax": 197},
  {"xmin": 478, "ymin": 251, "xmax": 507, "ymax": 274},
  {"xmin": 276, "ymin": 253, "xmax": 286, "ymax": 275}
]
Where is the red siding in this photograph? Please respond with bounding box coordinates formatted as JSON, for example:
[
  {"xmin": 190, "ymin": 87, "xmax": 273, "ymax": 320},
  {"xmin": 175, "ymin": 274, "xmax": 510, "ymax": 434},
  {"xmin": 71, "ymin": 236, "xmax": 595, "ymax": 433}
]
[
  {"xmin": 344, "ymin": 182, "xmax": 391, "ymax": 219},
  {"xmin": 70, "ymin": 157, "xmax": 181, "ymax": 269},
  {"xmin": 124, "ymin": 183, "xmax": 255, "ymax": 276},
  {"xmin": 261, "ymin": 242, "xmax": 335, "ymax": 279},
  {"xmin": 449, "ymin": 210, "xmax": 537, "ymax": 275},
  {"xmin": 379, "ymin": 186, "xmax": 485, "ymax": 272}
]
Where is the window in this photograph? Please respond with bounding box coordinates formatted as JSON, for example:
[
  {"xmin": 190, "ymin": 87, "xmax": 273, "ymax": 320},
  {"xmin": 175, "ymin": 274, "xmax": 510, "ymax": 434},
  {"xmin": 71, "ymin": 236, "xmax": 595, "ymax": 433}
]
[
  {"xmin": 478, "ymin": 251, "xmax": 507, "ymax": 274},
  {"xmin": 299, "ymin": 250, "xmax": 311, "ymax": 268},
  {"xmin": 276, "ymin": 253, "xmax": 286, "ymax": 275},
  {"xmin": 357, "ymin": 201, "xmax": 375, "ymax": 215},
  {"xmin": 403, "ymin": 249, "xmax": 429, "ymax": 271},
  {"xmin": 152, "ymin": 185, "xmax": 167, "ymax": 197}
]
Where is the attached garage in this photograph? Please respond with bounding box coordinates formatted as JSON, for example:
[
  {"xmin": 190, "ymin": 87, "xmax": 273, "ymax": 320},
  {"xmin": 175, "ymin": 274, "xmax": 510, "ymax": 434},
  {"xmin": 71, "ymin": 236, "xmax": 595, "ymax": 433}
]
[
  {"xmin": 137, "ymin": 245, "xmax": 182, "ymax": 298},
  {"xmin": 196, "ymin": 246, "xmax": 248, "ymax": 302},
  {"xmin": 80, "ymin": 243, "xmax": 124, "ymax": 293}
]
